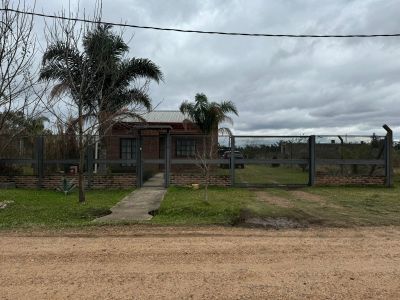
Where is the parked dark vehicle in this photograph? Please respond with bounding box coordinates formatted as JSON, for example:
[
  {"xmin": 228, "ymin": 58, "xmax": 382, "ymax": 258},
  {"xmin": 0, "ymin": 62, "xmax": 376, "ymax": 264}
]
[{"xmin": 220, "ymin": 151, "xmax": 245, "ymax": 169}]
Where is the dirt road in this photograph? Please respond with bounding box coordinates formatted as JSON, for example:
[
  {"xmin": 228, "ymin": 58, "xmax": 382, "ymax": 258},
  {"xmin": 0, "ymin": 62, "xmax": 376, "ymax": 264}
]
[{"xmin": 1, "ymin": 226, "xmax": 400, "ymax": 299}]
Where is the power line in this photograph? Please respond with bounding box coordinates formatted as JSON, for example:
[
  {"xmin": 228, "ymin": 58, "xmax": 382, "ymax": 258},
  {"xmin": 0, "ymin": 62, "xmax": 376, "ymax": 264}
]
[{"xmin": 2, "ymin": 7, "xmax": 400, "ymax": 38}]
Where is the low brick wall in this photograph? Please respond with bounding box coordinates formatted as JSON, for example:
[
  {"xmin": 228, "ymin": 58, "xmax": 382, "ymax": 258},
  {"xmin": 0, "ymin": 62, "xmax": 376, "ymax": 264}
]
[
  {"xmin": 0, "ymin": 174, "xmax": 387, "ymax": 188},
  {"xmin": 89, "ymin": 174, "xmax": 136, "ymax": 189},
  {"xmin": 0, "ymin": 174, "xmax": 136, "ymax": 189},
  {"xmin": 0, "ymin": 176, "xmax": 38, "ymax": 188},
  {"xmin": 170, "ymin": 173, "xmax": 231, "ymax": 187},
  {"xmin": 316, "ymin": 175, "xmax": 386, "ymax": 186}
]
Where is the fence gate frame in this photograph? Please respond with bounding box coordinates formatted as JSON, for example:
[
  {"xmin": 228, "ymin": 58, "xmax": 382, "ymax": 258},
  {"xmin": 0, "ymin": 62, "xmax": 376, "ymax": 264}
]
[
  {"xmin": 230, "ymin": 135, "xmax": 311, "ymax": 188},
  {"xmin": 136, "ymin": 126, "xmax": 171, "ymax": 188},
  {"xmin": 227, "ymin": 125, "xmax": 392, "ymax": 188}
]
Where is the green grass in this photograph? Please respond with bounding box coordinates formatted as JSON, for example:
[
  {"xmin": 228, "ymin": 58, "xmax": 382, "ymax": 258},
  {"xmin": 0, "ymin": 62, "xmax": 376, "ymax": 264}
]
[
  {"xmin": 297, "ymin": 185, "xmax": 400, "ymax": 226},
  {"xmin": 235, "ymin": 164, "xmax": 309, "ymax": 184},
  {"xmin": 151, "ymin": 186, "xmax": 256, "ymax": 225},
  {"xmin": 151, "ymin": 186, "xmax": 317, "ymax": 226},
  {"xmin": 0, "ymin": 189, "xmax": 131, "ymax": 229},
  {"xmin": 2, "ymin": 175, "xmax": 400, "ymax": 229},
  {"xmin": 151, "ymin": 176, "xmax": 400, "ymax": 227}
]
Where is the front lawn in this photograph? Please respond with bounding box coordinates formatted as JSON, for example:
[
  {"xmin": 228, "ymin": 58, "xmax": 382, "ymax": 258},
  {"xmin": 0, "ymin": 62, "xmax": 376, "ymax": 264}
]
[
  {"xmin": 0, "ymin": 189, "xmax": 131, "ymax": 229},
  {"xmin": 2, "ymin": 177, "xmax": 400, "ymax": 229},
  {"xmin": 151, "ymin": 187, "xmax": 256, "ymax": 225},
  {"xmin": 234, "ymin": 164, "xmax": 309, "ymax": 185},
  {"xmin": 152, "ymin": 181, "xmax": 400, "ymax": 227}
]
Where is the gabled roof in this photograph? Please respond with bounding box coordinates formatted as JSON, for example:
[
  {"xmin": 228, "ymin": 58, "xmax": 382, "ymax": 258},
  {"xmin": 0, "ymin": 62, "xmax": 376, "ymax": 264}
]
[{"xmin": 121, "ymin": 110, "xmax": 191, "ymax": 124}]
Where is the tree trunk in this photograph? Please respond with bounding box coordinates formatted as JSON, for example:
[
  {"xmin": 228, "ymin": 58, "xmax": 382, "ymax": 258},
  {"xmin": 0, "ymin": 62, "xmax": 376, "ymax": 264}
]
[
  {"xmin": 97, "ymin": 115, "xmax": 109, "ymax": 173},
  {"xmin": 205, "ymin": 177, "xmax": 209, "ymax": 202},
  {"xmin": 78, "ymin": 108, "xmax": 85, "ymax": 203}
]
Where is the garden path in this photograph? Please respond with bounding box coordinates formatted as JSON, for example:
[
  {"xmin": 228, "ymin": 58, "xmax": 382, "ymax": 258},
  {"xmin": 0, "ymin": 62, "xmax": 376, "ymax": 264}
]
[{"xmin": 95, "ymin": 173, "xmax": 166, "ymax": 222}]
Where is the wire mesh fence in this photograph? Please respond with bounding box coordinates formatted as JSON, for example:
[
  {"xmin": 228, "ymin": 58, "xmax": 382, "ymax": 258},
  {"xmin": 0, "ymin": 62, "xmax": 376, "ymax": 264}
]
[
  {"xmin": 0, "ymin": 130, "xmax": 394, "ymax": 188},
  {"xmin": 233, "ymin": 136, "xmax": 309, "ymax": 186},
  {"xmin": 0, "ymin": 135, "xmax": 37, "ymax": 176},
  {"xmin": 315, "ymin": 135, "xmax": 386, "ymax": 177}
]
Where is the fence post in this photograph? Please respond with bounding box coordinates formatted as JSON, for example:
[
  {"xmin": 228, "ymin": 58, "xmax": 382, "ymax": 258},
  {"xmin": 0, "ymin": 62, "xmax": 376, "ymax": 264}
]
[
  {"xmin": 383, "ymin": 124, "xmax": 393, "ymax": 187},
  {"xmin": 230, "ymin": 136, "xmax": 235, "ymax": 186},
  {"xmin": 136, "ymin": 132, "xmax": 143, "ymax": 188},
  {"xmin": 86, "ymin": 141, "xmax": 94, "ymax": 189},
  {"xmin": 308, "ymin": 135, "xmax": 316, "ymax": 186},
  {"xmin": 35, "ymin": 136, "xmax": 44, "ymax": 188},
  {"xmin": 165, "ymin": 131, "xmax": 171, "ymax": 188}
]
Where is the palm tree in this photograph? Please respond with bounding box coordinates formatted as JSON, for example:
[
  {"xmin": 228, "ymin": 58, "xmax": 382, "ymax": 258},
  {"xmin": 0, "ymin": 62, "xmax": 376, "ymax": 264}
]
[
  {"xmin": 180, "ymin": 93, "xmax": 237, "ymax": 135},
  {"xmin": 40, "ymin": 24, "xmax": 163, "ymax": 134},
  {"xmin": 179, "ymin": 93, "xmax": 238, "ymax": 201},
  {"xmin": 40, "ymin": 24, "xmax": 163, "ymax": 202}
]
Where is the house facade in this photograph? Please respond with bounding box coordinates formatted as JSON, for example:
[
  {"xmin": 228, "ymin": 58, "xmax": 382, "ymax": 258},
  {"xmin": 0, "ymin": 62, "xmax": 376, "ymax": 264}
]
[{"xmin": 103, "ymin": 111, "xmax": 218, "ymax": 184}]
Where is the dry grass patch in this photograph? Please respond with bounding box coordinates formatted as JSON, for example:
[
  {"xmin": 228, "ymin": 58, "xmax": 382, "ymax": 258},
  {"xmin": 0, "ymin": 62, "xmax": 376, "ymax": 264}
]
[
  {"xmin": 290, "ymin": 190, "xmax": 343, "ymax": 209},
  {"xmin": 254, "ymin": 190, "xmax": 294, "ymax": 208},
  {"xmin": 290, "ymin": 190, "xmax": 326, "ymax": 203}
]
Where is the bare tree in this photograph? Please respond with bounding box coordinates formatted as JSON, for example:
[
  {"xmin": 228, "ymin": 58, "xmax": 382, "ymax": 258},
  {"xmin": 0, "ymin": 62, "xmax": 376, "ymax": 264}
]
[
  {"xmin": 40, "ymin": 6, "xmax": 105, "ymax": 203},
  {"xmin": 0, "ymin": 0, "xmax": 48, "ymax": 145},
  {"xmin": 0, "ymin": 0, "xmax": 38, "ymax": 133}
]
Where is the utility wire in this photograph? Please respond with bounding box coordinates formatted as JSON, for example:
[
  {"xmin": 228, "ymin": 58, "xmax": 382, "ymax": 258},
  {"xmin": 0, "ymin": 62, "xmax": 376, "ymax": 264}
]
[{"xmin": 2, "ymin": 7, "xmax": 400, "ymax": 38}]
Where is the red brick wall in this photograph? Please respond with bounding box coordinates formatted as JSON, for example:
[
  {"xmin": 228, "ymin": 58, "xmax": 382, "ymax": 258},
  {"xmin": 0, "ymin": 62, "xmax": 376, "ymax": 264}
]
[
  {"xmin": 109, "ymin": 123, "xmax": 217, "ymax": 162},
  {"xmin": 170, "ymin": 173, "xmax": 231, "ymax": 187},
  {"xmin": 0, "ymin": 176, "xmax": 38, "ymax": 188},
  {"xmin": 0, "ymin": 174, "xmax": 136, "ymax": 189},
  {"xmin": 88, "ymin": 174, "xmax": 136, "ymax": 189},
  {"xmin": 316, "ymin": 175, "xmax": 385, "ymax": 186},
  {"xmin": 1, "ymin": 173, "xmax": 386, "ymax": 189}
]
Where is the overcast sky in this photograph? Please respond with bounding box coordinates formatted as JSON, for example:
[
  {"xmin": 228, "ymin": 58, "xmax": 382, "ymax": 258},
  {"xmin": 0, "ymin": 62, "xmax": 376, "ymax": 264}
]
[{"xmin": 25, "ymin": 0, "xmax": 400, "ymax": 138}]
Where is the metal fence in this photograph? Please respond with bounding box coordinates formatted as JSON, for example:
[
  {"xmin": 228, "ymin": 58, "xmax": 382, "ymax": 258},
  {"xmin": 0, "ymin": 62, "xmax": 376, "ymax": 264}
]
[{"xmin": 0, "ymin": 125, "xmax": 394, "ymax": 188}]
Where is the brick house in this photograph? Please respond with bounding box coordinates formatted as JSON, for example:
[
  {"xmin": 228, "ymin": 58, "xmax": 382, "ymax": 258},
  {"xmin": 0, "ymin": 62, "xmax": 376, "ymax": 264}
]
[{"xmin": 103, "ymin": 111, "xmax": 218, "ymax": 179}]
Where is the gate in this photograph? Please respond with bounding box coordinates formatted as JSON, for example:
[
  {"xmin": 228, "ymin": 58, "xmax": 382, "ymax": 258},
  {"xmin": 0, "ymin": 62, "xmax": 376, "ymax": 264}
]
[
  {"xmin": 230, "ymin": 135, "xmax": 311, "ymax": 187},
  {"xmin": 137, "ymin": 128, "xmax": 170, "ymax": 188}
]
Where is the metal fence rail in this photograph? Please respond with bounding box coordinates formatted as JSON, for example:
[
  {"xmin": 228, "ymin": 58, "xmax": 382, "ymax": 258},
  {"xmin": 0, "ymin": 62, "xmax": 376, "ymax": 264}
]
[{"xmin": 0, "ymin": 125, "xmax": 394, "ymax": 188}]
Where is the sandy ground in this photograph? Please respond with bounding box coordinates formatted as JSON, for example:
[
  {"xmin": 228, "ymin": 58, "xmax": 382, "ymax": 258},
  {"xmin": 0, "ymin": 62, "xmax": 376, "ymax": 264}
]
[{"xmin": 1, "ymin": 226, "xmax": 400, "ymax": 299}]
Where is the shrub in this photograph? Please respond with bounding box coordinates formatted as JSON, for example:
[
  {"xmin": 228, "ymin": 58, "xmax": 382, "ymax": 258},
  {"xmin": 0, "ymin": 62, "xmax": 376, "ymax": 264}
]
[{"xmin": 56, "ymin": 177, "xmax": 76, "ymax": 197}]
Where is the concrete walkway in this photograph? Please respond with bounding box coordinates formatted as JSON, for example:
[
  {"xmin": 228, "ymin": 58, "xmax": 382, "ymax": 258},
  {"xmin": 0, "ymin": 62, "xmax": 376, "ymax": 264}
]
[{"xmin": 95, "ymin": 173, "xmax": 166, "ymax": 222}]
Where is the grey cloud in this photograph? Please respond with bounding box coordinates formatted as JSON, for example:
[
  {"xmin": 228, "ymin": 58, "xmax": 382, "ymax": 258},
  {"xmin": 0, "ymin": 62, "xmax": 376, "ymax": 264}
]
[{"xmin": 25, "ymin": 0, "xmax": 400, "ymax": 138}]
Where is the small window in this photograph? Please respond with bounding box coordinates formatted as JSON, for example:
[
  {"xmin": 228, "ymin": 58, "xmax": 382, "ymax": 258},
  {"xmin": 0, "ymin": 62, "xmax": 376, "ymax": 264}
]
[
  {"xmin": 176, "ymin": 139, "xmax": 196, "ymax": 157},
  {"xmin": 120, "ymin": 138, "xmax": 137, "ymax": 166}
]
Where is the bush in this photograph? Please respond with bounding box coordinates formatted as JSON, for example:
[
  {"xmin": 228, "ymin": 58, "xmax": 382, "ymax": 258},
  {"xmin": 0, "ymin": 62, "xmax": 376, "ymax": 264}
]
[{"xmin": 56, "ymin": 177, "xmax": 76, "ymax": 196}]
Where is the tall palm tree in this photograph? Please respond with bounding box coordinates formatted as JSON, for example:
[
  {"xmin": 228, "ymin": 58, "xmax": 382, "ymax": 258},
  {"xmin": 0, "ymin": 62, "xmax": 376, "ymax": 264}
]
[
  {"xmin": 40, "ymin": 24, "xmax": 163, "ymax": 134},
  {"xmin": 179, "ymin": 93, "xmax": 238, "ymax": 201},
  {"xmin": 40, "ymin": 24, "xmax": 163, "ymax": 202},
  {"xmin": 179, "ymin": 93, "xmax": 238, "ymax": 134}
]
